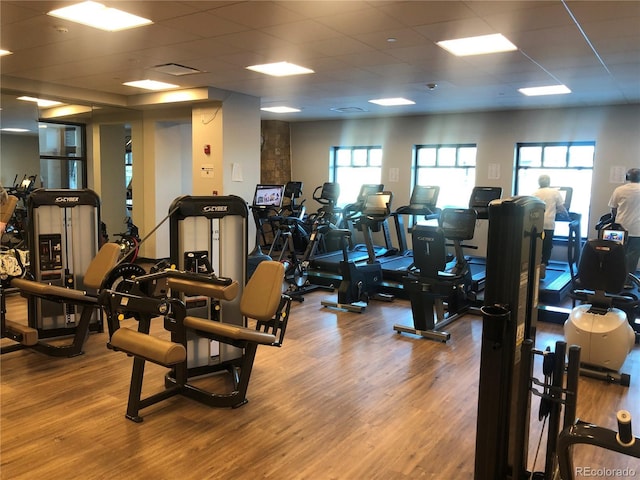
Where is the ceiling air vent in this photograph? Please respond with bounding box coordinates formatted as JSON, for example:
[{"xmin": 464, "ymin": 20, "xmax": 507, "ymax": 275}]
[
  {"xmin": 330, "ymin": 107, "xmax": 368, "ymax": 113},
  {"xmin": 152, "ymin": 63, "xmax": 202, "ymax": 76}
]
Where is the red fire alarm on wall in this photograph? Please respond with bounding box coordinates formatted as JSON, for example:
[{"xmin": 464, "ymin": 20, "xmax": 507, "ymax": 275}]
[{"xmin": 204, "ymin": 144, "xmax": 211, "ymax": 155}]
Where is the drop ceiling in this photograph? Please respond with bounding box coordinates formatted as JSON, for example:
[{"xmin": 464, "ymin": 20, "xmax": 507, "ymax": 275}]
[{"xmin": 1, "ymin": 0, "xmax": 639, "ymax": 125}]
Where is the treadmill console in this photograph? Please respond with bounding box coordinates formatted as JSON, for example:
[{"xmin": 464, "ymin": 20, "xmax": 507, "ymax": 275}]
[
  {"xmin": 469, "ymin": 186, "xmax": 502, "ymax": 219},
  {"xmin": 439, "ymin": 208, "xmax": 477, "ymax": 241}
]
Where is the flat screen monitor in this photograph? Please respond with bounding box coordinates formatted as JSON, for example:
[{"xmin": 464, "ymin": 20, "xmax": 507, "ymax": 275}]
[
  {"xmin": 284, "ymin": 181, "xmax": 303, "ymax": 199},
  {"xmin": 357, "ymin": 184, "xmax": 384, "ymax": 202},
  {"xmin": 439, "ymin": 208, "xmax": 477, "ymax": 241},
  {"xmin": 410, "ymin": 185, "xmax": 439, "ymax": 207},
  {"xmin": 320, "ymin": 182, "xmax": 340, "ymax": 203},
  {"xmin": 363, "ymin": 192, "xmax": 392, "ymax": 216},
  {"xmin": 253, "ymin": 184, "xmax": 284, "ymax": 208},
  {"xmin": 469, "ymin": 187, "xmax": 502, "ymax": 208},
  {"xmin": 601, "ymin": 228, "xmax": 626, "ymax": 245}
]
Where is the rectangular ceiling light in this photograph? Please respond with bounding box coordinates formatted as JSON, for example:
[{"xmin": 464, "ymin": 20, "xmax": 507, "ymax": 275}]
[
  {"xmin": 368, "ymin": 97, "xmax": 415, "ymax": 106},
  {"xmin": 0, "ymin": 49, "xmax": 12, "ymax": 56},
  {"xmin": 123, "ymin": 80, "xmax": 180, "ymax": 91},
  {"xmin": 247, "ymin": 62, "xmax": 314, "ymax": 77},
  {"xmin": 1, "ymin": 128, "xmax": 31, "ymax": 133},
  {"xmin": 518, "ymin": 85, "xmax": 571, "ymax": 96},
  {"xmin": 48, "ymin": 1, "xmax": 152, "ymax": 32},
  {"xmin": 437, "ymin": 33, "xmax": 517, "ymax": 56},
  {"xmin": 261, "ymin": 106, "xmax": 301, "ymax": 113},
  {"xmin": 17, "ymin": 96, "xmax": 63, "ymax": 107}
]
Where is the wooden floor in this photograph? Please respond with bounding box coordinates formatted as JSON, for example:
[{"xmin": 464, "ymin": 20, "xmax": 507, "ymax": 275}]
[{"xmin": 1, "ymin": 291, "xmax": 639, "ymax": 479}]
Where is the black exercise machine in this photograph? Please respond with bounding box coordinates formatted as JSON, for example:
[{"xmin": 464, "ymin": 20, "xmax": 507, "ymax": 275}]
[
  {"xmin": 538, "ymin": 186, "xmax": 582, "ymax": 305},
  {"xmin": 102, "ymin": 260, "xmax": 292, "ymax": 422},
  {"xmin": 464, "ymin": 186, "xmax": 502, "ymax": 293},
  {"xmin": 380, "ymin": 185, "xmax": 441, "ymax": 282},
  {"xmin": 475, "ymin": 195, "xmax": 585, "ymax": 479},
  {"xmin": 303, "ymin": 182, "xmax": 342, "ymax": 258},
  {"xmin": 310, "ymin": 184, "xmax": 392, "ymax": 276},
  {"xmin": 557, "ymin": 410, "xmax": 640, "ymax": 480},
  {"xmin": 249, "ymin": 184, "xmax": 285, "ymax": 249},
  {"xmin": 321, "ymin": 191, "xmax": 394, "ymax": 313},
  {"xmin": 394, "ymin": 207, "xmax": 477, "ymax": 341},
  {"xmin": 3, "ymin": 242, "xmax": 121, "ymax": 356}
]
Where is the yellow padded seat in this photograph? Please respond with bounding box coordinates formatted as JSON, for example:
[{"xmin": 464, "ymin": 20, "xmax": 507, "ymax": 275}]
[{"xmin": 110, "ymin": 327, "xmax": 186, "ymax": 366}]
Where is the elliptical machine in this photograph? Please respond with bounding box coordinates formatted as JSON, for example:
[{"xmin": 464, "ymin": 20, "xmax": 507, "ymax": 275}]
[{"xmin": 321, "ymin": 191, "xmax": 394, "ymax": 313}]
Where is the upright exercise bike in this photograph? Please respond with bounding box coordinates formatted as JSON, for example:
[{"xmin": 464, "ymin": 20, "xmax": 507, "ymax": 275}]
[{"xmin": 394, "ymin": 207, "xmax": 477, "ymax": 342}]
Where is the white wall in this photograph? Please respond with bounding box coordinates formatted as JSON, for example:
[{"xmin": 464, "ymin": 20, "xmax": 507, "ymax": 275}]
[
  {"xmin": 154, "ymin": 121, "xmax": 192, "ymax": 258},
  {"xmin": 290, "ymin": 104, "xmax": 640, "ymax": 254}
]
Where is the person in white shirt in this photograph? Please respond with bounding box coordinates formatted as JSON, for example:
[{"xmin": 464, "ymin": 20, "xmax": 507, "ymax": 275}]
[
  {"xmin": 533, "ymin": 175, "xmax": 568, "ymax": 279},
  {"xmin": 608, "ymin": 168, "xmax": 640, "ymax": 286}
]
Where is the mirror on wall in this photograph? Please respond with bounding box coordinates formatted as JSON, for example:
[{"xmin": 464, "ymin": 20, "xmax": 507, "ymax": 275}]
[
  {"xmin": 1, "ymin": 92, "xmax": 141, "ymax": 246},
  {"xmin": 0, "ymin": 93, "xmax": 41, "ymax": 192}
]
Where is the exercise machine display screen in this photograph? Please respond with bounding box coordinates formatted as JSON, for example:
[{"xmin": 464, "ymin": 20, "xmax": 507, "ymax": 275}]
[
  {"xmin": 439, "ymin": 209, "xmax": 476, "ymax": 240},
  {"xmin": 602, "ymin": 228, "xmax": 626, "ymax": 245},
  {"xmin": 555, "ymin": 186, "xmax": 572, "ymax": 210},
  {"xmin": 284, "ymin": 181, "xmax": 303, "ymax": 198},
  {"xmin": 469, "ymin": 187, "xmax": 502, "ymax": 208},
  {"xmin": 363, "ymin": 193, "xmax": 392, "ymax": 216},
  {"xmin": 410, "ymin": 185, "xmax": 439, "ymax": 207},
  {"xmin": 357, "ymin": 184, "xmax": 384, "ymax": 202},
  {"xmin": 253, "ymin": 184, "xmax": 284, "ymax": 208}
]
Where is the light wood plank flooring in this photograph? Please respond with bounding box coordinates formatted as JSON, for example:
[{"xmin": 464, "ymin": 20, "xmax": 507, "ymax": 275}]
[{"xmin": 2, "ymin": 292, "xmax": 639, "ymax": 479}]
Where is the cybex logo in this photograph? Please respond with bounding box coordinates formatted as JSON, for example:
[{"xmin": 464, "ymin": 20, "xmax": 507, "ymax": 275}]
[
  {"xmin": 55, "ymin": 196, "xmax": 79, "ymax": 203},
  {"xmin": 202, "ymin": 205, "xmax": 227, "ymax": 212},
  {"xmin": 416, "ymin": 236, "xmax": 435, "ymax": 242}
]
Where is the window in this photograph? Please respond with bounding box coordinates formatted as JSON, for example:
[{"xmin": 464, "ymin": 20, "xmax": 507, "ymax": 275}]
[
  {"xmin": 38, "ymin": 121, "xmax": 87, "ymax": 189},
  {"xmin": 413, "ymin": 144, "xmax": 477, "ymax": 208},
  {"xmin": 330, "ymin": 146, "xmax": 382, "ymax": 206},
  {"xmin": 515, "ymin": 142, "xmax": 594, "ymax": 237}
]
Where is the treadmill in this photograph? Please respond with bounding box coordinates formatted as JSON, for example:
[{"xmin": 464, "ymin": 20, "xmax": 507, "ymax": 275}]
[
  {"xmin": 465, "ymin": 186, "xmax": 502, "ymax": 293},
  {"xmin": 381, "ymin": 185, "xmax": 441, "ymax": 283},
  {"xmin": 538, "ymin": 187, "xmax": 580, "ymax": 305},
  {"xmin": 308, "ymin": 184, "xmax": 390, "ymax": 276}
]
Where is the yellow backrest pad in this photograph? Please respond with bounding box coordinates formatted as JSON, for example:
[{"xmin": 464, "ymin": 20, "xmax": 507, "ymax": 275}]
[
  {"xmin": 240, "ymin": 261, "xmax": 284, "ymax": 322},
  {"xmin": 84, "ymin": 243, "xmax": 121, "ymax": 290}
]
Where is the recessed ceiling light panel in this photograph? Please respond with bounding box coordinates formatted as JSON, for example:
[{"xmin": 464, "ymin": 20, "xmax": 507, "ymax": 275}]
[
  {"xmin": 368, "ymin": 98, "xmax": 415, "ymax": 106},
  {"xmin": 247, "ymin": 62, "xmax": 314, "ymax": 77},
  {"xmin": 123, "ymin": 80, "xmax": 180, "ymax": 91},
  {"xmin": 48, "ymin": 1, "xmax": 153, "ymax": 32},
  {"xmin": 0, "ymin": 49, "xmax": 12, "ymax": 56},
  {"xmin": 1, "ymin": 128, "xmax": 31, "ymax": 133},
  {"xmin": 518, "ymin": 85, "xmax": 571, "ymax": 96},
  {"xmin": 437, "ymin": 33, "xmax": 517, "ymax": 56},
  {"xmin": 261, "ymin": 106, "xmax": 301, "ymax": 113},
  {"xmin": 17, "ymin": 96, "xmax": 63, "ymax": 107}
]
